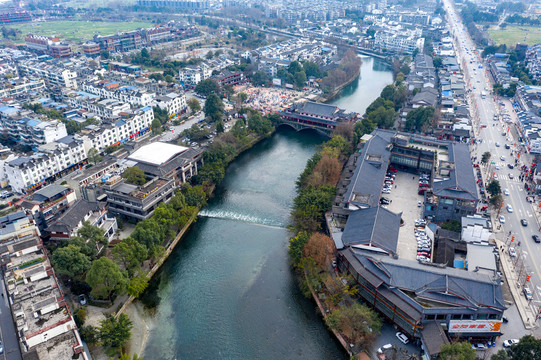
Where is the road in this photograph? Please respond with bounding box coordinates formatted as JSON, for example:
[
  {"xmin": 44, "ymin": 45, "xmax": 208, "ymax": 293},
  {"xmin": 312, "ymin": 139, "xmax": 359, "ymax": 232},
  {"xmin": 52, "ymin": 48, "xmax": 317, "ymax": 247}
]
[
  {"xmin": 0, "ymin": 277, "xmax": 22, "ymax": 360},
  {"xmin": 443, "ymin": 0, "xmax": 541, "ymax": 326}
]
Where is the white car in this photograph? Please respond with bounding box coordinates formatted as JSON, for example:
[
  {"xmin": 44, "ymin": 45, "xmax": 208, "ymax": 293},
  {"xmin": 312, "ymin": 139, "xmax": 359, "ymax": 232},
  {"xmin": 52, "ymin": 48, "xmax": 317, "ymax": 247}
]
[
  {"xmin": 507, "ymin": 204, "xmax": 513, "ymax": 213},
  {"xmin": 503, "ymin": 339, "xmax": 519, "ymax": 348},
  {"xmin": 396, "ymin": 332, "xmax": 409, "ymax": 344},
  {"xmin": 504, "ymin": 189, "xmax": 509, "ymax": 196},
  {"xmin": 508, "ymin": 247, "xmax": 517, "ymax": 257},
  {"xmin": 499, "ymin": 215, "xmax": 505, "ymax": 224},
  {"xmin": 501, "ymin": 156, "xmax": 505, "ymax": 161}
]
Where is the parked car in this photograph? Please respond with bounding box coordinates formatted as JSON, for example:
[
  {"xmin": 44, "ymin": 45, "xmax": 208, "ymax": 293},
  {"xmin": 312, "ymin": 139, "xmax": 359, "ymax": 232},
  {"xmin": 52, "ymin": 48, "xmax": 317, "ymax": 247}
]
[
  {"xmin": 508, "ymin": 247, "xmax": 517, "ymax": 257},
  {"xmin": 523, "ymin": 287, "xmax": 533, "ymax": 300},
  {"xmin": 503, "ymin": 339, "xmax": 519, "ymax": 348},
  {"xmin": 396, "ymin": 332, "xmax": 409, "ymax": 344},
  {"xmin": 499, "ymin": 215, "xmax": 505, "ymax": 224},
  {"xmin": 471, "ymin": 343, "xmax": 487, "ymax": 350}
]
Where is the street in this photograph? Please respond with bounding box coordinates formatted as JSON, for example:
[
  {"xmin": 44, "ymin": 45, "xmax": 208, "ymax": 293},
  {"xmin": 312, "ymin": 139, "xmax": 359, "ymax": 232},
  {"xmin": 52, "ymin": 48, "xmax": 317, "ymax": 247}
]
[
  {"xmin": 443, "ymin": 0, "xmax": 541, "ymax": 339},
  {"xmin": 0, "ymin": 276, "xmax": 22, "ymax": 360}
]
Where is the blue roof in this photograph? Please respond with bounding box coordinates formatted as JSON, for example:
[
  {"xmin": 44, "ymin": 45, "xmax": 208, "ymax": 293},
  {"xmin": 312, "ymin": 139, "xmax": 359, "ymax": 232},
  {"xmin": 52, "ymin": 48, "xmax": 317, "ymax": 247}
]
[
  {"xmin": 140, "ymin": 106, "xmax": 152, "ymax": 112},
  {"xmin": 115, "ymin": 119, "xmax": 126, "ymax": 127},
  {"xmin": 26, "ymin": 119, "xmax": 41, "ymax": 127},
  {"xmin": 0, "ymin": 106, "xmax": 19, "ymax": 115}
]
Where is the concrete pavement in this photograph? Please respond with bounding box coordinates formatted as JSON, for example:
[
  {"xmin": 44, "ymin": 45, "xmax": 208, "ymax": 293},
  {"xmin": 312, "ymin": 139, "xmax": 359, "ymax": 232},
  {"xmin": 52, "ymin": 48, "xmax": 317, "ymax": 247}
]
[{"xmin": 0, "ymin": 276, "xmax": 22, "ymax": 360}]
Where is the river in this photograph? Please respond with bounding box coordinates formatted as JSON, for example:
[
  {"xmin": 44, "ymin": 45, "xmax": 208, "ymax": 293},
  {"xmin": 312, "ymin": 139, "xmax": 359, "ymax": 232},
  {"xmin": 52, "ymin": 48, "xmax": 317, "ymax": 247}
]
[{"xmin": 138, "ymin": 56, "xmax": 393, "ymax": 360}]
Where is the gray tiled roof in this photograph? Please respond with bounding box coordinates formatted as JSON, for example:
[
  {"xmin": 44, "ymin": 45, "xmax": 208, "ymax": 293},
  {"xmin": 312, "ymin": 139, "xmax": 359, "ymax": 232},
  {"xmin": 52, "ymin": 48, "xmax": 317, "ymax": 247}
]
[
  {"xmin": 343, "ymin": 131, "xmax": 394, "ymax": 209},
  {"xmin": 300, "ymin": 102, "xmax": 339, "ymax": 117},
  {"xmin": 433, "ymin": 143, "xmax": 478, "ymax": 201},
  {"xmin": 33, "ymin": 184, "xmax": 70, "ymax": 202},
  {"xmin": 342, "ymin": 206, "xmax": 401, "ymax": 254},
  {"xmin": 47, "ymin": 200, "xmax": 101, "ymax": 233},
  {"xmin": 344, "ymin": 247, "xmax": 505, "ymax": 311}
]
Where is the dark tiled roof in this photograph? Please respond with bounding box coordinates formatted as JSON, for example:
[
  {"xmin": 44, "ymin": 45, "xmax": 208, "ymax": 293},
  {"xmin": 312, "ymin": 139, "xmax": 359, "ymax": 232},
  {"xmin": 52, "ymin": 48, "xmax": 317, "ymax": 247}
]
[
  {"xmin": 47, "ymin": 200, "xmax": 100, "ymax": 233},
  {"xmin": 341, "ymin": 206, "xmax": 401, "ymax": 254},
  {"xmin": 300, "ymin": 101, "xmax": 339, "ymax": 117},
  {"xmin": 343, "ymin": 131, "xmax": 394, "ymax": 209},
  {"xmin": 433, "ymin": 143, "xmax": 478, "ymax": 201},
  {"xmin": 33, "ymin": 184, "xmax": 70, "ymax": 202}
]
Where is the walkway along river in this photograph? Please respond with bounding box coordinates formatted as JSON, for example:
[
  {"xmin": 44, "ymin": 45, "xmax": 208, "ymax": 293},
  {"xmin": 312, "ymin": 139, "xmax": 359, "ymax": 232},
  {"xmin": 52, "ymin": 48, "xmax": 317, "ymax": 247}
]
[{"xmin": 135, "ymin": 56, "xmax": 393, "ymax": 359}]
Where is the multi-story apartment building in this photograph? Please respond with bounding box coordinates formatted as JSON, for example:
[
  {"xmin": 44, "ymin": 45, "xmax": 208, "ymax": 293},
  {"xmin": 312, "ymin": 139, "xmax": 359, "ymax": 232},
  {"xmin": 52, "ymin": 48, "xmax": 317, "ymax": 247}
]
[
  {"xmin": 5, "ymin": 137, "xmax": 86, "ymax": 193},
  {"xmin": 179, "ymin": 63, "xmax": 211, "ymax": 85},
  {"xmin": 82, "ymin": 106, "xmax": 154, "ymax": 152},
  {"xmin": 25, "ymin": 34, "xmax": 72, "ymax": 58},
  {"xmin": 137, "ymin": 0, "xmax": 211, "ymax": 10},
  {"xmin": 93, "ymin": 31, "xmax": 143, "ymax": 53},
  {"xmin": 141, "ymin": 26, "xmax": 173, "ymax": 45},
  {"xmin": 17, "ymin": 60, "xmax": 78, "ymax": 89},
  {"xmin": 82, "ymin": 80, "xmax": 154, "ymax": 106},
  {"xmin": 106, "ymin": 176, "xmax": 176, "ymax": 221},
  {"xmin": 0, "ymin": 212, "xmax": 87, "ymax": 359},
  {"xmin": 0, "ymin": 107, "xmax": 68, "ymax": 146},
  {"xmin": 66, "ymin": 91, "xmax": 131, "ymax": 119},
  {"xmin": 374, "ymin": 31, "xmax": 424, "ymax": 55},
  {"xmin": 0, "ymin": 77, "xmax": 45, "ymax": 98},
  {"xmin": 82, "ymin": 42, "xmax": 101, "ymax": 57},
  {"xmin": 152, "ymin": 92, "xmax": 187, "ymax": 117}
]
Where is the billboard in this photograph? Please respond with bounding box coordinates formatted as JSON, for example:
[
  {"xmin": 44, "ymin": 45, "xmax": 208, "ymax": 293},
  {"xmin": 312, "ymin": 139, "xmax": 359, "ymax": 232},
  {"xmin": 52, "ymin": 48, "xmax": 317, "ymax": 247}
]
[
  {"xmin": 285, "ymin": 83, "xmax": 294, "ymax": 89},
  {"xmin": 272, "ymin": 78, "xmax": 282, "ymax": 87},
  {"xmin": 448, "ymin": 320, "xmax": 502, "ymax": 333}
]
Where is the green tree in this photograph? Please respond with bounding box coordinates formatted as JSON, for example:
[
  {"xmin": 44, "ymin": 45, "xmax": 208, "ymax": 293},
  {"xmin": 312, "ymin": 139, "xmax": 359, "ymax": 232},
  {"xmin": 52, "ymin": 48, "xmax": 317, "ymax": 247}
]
[
  {"xmin": 204, "ymin": 93, "xmax": 224, "ymax": 122},
  {"xmin": 405, "ymin": 106, "xmax": 435, "ymax": 131},
  {"xmin": 112, "ymin": 237, "xmax": 148, "ymax": 275},
  {"xmin": 247, "ymin": 113, "xmax": 273, "ymax": 135},
  {"xmin": 86, "ymin": 257, "xmax": 129, "ymax": 300},
  {"xmin": 487, "ymin": 179, "xmax": 501, "ymax": 196},
  {"xmin": 195, "ymin": 79, "xmax": 220, "ymax": 97},
  {"xmin": 122, "ymin": 166, "xmax": 146, "ymax": 186},
  {"xmin": 78, "ymin": 221, "xmax": 107, "ymax": 246},
  {"xmin": 127, "ymin": 273, "xmax": 149, "ymax": 298},
  {"xmin": 251, "ymin": 71, "xmax": 269, "ymax": 86},
  {"xmin": 302, "ymin": 61, "xmax": 322, "ymax": 78},
  {"xmin": 165, "ymin": 74, "xmax": 175, "ymax": 83},
  {"xmin": 52, "ymin": 244, "xmax": 91, "ymax": 279},
  {"xmin": 439, "ymin": 342, "xmax": 476, "ymax": 360},
  {"xmin": 99, "ymin": 314, "xmax": 133, "ymax": 348},
  {"xmin": 325, "ymin": 303, "xmax": 382, "ymax": 347},
  {"xmin": 433, "ymin": 57, "xmax": 443, "ymax": 68},
  {"xmin": 492, "ymin": 335, "xmax": 541, "ymax": 360},
  {"xmin": 151, "ymin": 118, "xmax": 163, "ymax": 134},
  {"xmin": 187, "ymin": 98, "xmax": 201, "ymax": 113},
  {"xmin": 481, "ymin": 151, "xmax": 491, "ymax": 164},
  {"xmin": 87, "ymin": 148, "xmax": 102, "ymax": 165},
  {"xmin": 231, "ymin": 119, "xmax": 248, "ymax": 138},
  {"xmin": 288, "ymin": 231, "xmax": 310, "ymax": 266},
  {"xmin": 294, "ymin": 71, "xmax": 307, "ymax": 88},
  {"xmin": 183, "ymin": 184, "xmax": 207, "ymax": 207}
]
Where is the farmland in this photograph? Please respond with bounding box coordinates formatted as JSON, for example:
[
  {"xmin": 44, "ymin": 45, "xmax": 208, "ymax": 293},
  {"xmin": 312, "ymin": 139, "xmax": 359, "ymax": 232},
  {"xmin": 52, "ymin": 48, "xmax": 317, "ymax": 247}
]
[{"xmin": 488, "ymin": 25, "xmax": 541, "ymax": 46}]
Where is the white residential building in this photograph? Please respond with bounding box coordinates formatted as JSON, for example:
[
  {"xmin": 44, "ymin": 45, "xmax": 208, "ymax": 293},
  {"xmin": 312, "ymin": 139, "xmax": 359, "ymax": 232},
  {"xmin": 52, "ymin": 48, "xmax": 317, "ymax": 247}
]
[
  {"xmin": 0, "ymin": 77, "xmax": 46, "ymax": 98},
  {"xmin": 0, "ymin": 107, "xmax": 68, "ymax": 146},
  {"xmin": 66, "ymin": 91, "xmax": 131, "ymax": 119},
  {"xmin": 81, "ymin": 81, "xmax": 154, "ymax": 106},
  {"xmin": 17, "ymin": 60, "xmax": 78, "ymax": 89},
  {"xmin": 153, "ymin": 92, "xmax": 187, "ymax": 117},
  {"xmin": 374, "ymin": 31, "xmax": 424, "ymax": 55}
]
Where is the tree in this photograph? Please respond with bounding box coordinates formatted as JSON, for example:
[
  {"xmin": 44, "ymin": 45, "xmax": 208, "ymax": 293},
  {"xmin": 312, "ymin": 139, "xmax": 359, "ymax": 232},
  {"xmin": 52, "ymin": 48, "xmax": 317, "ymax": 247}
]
[
  {"xmin": 165, "ymin": 75, "xmax": 175, "ymax": 83},
  {"xmin": 251, "ymin": 71, "xmax": 269, "ymax": 86},
  {"xmin": 405, "ymin": 106, "xmax": 435, "ymax": 132},
  {"xmin": 112, "ymin": 238, "xmax": 148, "ymax": 275},
  {"xmin": 127, "ymin": 273, "xmax": 149, "ymax": 298},
  {"xmin": 288, "ymin": 231, "xmax": 310, "ymax": 266},
  {"xmin": 122, "ymin": 166, "xmax": 146, "ymax": 186},
  {"xmin": 86, "ymin": 257, "xmax": 129, "ymax": 300},
  {"xmin": 439, "ymin": 342, "xmax": 476, "ymax": 360},
  {"xmin": 325, "ymin": 303, "xmax": 382, "ymax": 347},
  {"xmin": 481, "ymin": 151, "xmax": 491, "ymax": 164},
  {"xmin": 187, "ymin": 98, "xmax": 201, "ymax": 113},
  {"xmin": 183, "ymin": 185, "xmax": 207, "ymax": 207},
  {"xmin": 195, "ymin": 79, "xmax": 220, "ymax": 97},
  {"xmin": 247, "ymin": 113, "xmax": 273, "ymax": 135},
  {"xmin": 302, "ymin": 232, "xmax": 335, "ymax": 268},
  {"xmin": 78, "ymin": 221, "xmax": 107, "ymax": 246},
  {"xmin": 204, "ymin": 93, "xmax": 224, "ymax": 122},
  {"xmin": 87, "ymin": 148, "xmax": 102, "ymax": 165},
  {"xmin": 492, "ymin": 335, "xmax": 541, "ymax": 360},
  {"xmin": 307, "ymin": 155, "xmax": 342, "ymax": 187},
  {"xmin": 433, "ymin": 57, "xmax": 443, "ymax": 68},
  {"xmin": 99, "ymin": 314, "xmax": 133, "ymax": 348},
  {"xmin": 151, "ymin": 118, "xmax": 163, "ymax": 134},
  {"xmin": 487, "ymin": 180, "xmax": 502, "ymax": 196},
  {"xmin": 205, "ymin": 50, "xmax": 214, "ymax": 60},
  {"xmin": 294, "ymin": 71, "xmax": 307, "ymax": 88},
  {"xmin": 52, "ymin": 245, "xmax": 92, "ymax": 279},
  {"xmin": 366, "ymin": 28, "xmax": 376, "ymax": 38}
]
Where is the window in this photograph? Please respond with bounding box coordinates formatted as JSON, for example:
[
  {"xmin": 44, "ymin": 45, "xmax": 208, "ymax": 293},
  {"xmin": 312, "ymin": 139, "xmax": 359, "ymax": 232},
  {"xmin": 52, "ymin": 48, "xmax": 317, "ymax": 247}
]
[{"xmin": 436, "ymin": 314, "xmax": 446, "ymax": 320}]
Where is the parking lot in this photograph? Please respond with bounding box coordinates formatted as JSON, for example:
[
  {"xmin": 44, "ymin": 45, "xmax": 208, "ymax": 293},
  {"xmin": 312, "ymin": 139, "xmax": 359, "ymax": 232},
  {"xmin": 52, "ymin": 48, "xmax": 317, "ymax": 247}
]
[{"xmin": 383, "ymin": 171, "xmax": 426, "ymax": 261}]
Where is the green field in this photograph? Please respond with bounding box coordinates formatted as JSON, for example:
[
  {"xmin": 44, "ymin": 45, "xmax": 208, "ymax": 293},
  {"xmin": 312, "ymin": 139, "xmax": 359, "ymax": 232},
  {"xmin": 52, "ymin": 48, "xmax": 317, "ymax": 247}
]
[
  {"xmin": 3, "ymin": 20, "xmax": 153, "ymax": 43},
  {"xmin": 488, "ymin": 25, "xmax": 541, "ymax": 46}
]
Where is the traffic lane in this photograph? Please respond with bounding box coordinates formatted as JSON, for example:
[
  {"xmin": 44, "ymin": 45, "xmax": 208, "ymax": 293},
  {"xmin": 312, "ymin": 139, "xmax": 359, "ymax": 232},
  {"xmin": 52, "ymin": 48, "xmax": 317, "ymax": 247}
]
[{"xmin": 0, "ymin": 278, "xmax": 22, "ymax": 360}]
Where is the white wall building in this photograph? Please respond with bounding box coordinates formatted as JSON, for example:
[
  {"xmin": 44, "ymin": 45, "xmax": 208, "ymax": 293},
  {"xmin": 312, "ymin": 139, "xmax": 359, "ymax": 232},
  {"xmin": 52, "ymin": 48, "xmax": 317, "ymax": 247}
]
[
  {"xmin": 17, "ymin": 61, "xmax": 78, "ymax": 89},
  {"xmin": 153, "ymin": 92, "xmax": 187, "ymax": 117}
]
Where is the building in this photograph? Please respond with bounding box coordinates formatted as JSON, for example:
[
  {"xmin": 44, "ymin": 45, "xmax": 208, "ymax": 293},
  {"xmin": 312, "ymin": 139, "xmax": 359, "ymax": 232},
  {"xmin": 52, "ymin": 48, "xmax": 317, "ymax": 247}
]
[
  {"xmin": 374, "ymin": 31, "xmax": 424, "ymax": 55},
  {"xmin": 93, "ymin": 32, "xmax": 143, "ymax": 53},
  {"xmin": 152, "ymin": 92, "xmax": 187, "ymax": 117},
  {"xmin": 82, "ymin": 80, "xmax": 154, "ymax": 106},
  {"xmin": 0, "ymin": 213, "xmax": 87, "ymax": 359},
  {"xmin": 0, "ymin": 107, "xmax": 68, "ymax": 146},
  {"xmin": 25, "ymin": 34, "xmax": 72, "ymax": 58},
  {"xmin": 20, "ymin": 184, "xmax": 77, "ymax": 234},
  {"xmin": 0, "ymin": 9, "xmax": 31, "ymax": 24},
  {"xmin": 137, "ymin": 0, "xmax": 211, "ymax": 10},
  {"xmin": 106, "ymin": 176, "xmax": 175, "ymax": 221},
  {"xmin": 141, "ymin": 26, "xmax": 173, "ymax": 45},
  {"xmin": 280, "ymin": 101, "xmax": 358, "ymax": 134},
  {"xmin": 337, "ymin": 248, "xmax": 505, "ymax": 341},
  {"xmin": 0, "ymin": 77, "xmax": 46, "ymax": 98},
  {"xmin": 126, "ymin": 142, "xmax": 203, "ymax": 184},
  {"xmin": 66, "ymin": 91, "xmax": 131, "ymax": 119},
  {"xmin": 17, "ymin": 60, "xmax": 78, "ymax": 89},
  {"xmin": 48, "ymin": 199, "xmax": 117, "ymax": 243},
  {"xmin": 82, "ymin": 42, "xmax": 101, "ymax": 57},
  {"xmin": 213, "ymin": 70, "xmax": 245, "ymax": 87}
]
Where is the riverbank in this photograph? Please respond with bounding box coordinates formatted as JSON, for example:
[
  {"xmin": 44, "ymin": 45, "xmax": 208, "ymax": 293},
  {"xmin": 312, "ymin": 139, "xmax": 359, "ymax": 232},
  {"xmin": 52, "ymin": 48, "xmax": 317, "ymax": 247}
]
[
  {"xmin": 321, "ymin": 66, "xmax": 361, "ymax": 103},
  {"xmin": 122, "ymin": 128, "xmax": 276, "ymax": 357}
]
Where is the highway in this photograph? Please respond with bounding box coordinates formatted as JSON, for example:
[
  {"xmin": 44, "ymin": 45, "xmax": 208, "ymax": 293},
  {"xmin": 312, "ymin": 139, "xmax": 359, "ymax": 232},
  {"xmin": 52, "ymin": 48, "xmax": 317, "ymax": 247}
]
[{"xmin": 443, "ymin": 0, "xmax": 541, "ymax": 320}]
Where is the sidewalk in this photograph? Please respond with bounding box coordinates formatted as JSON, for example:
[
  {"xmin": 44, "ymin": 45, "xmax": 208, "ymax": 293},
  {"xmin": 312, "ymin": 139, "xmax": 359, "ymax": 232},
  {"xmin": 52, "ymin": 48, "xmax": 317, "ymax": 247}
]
[{"xmin": 496, "ymin": 238, "xmax": 538, "ymax": 330}]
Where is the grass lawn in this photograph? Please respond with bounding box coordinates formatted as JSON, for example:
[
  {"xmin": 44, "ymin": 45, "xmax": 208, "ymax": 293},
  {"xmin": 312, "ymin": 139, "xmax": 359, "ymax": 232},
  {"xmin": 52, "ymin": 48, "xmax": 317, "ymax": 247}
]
[
  {"xmin": 488, "ymin": 25, "xmax": 541, "ymax": 47},
  {"xmin": 3, "ymin": 20, "xmax": 153, "ymax": 43}
]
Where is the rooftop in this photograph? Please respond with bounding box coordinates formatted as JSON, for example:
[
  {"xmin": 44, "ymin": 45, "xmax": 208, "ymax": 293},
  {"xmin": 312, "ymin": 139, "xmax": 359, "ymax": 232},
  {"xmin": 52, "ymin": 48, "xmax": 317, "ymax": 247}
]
[{"xmin": 127, "ymin": 142, "xmax": 188, "ymax": 166}]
